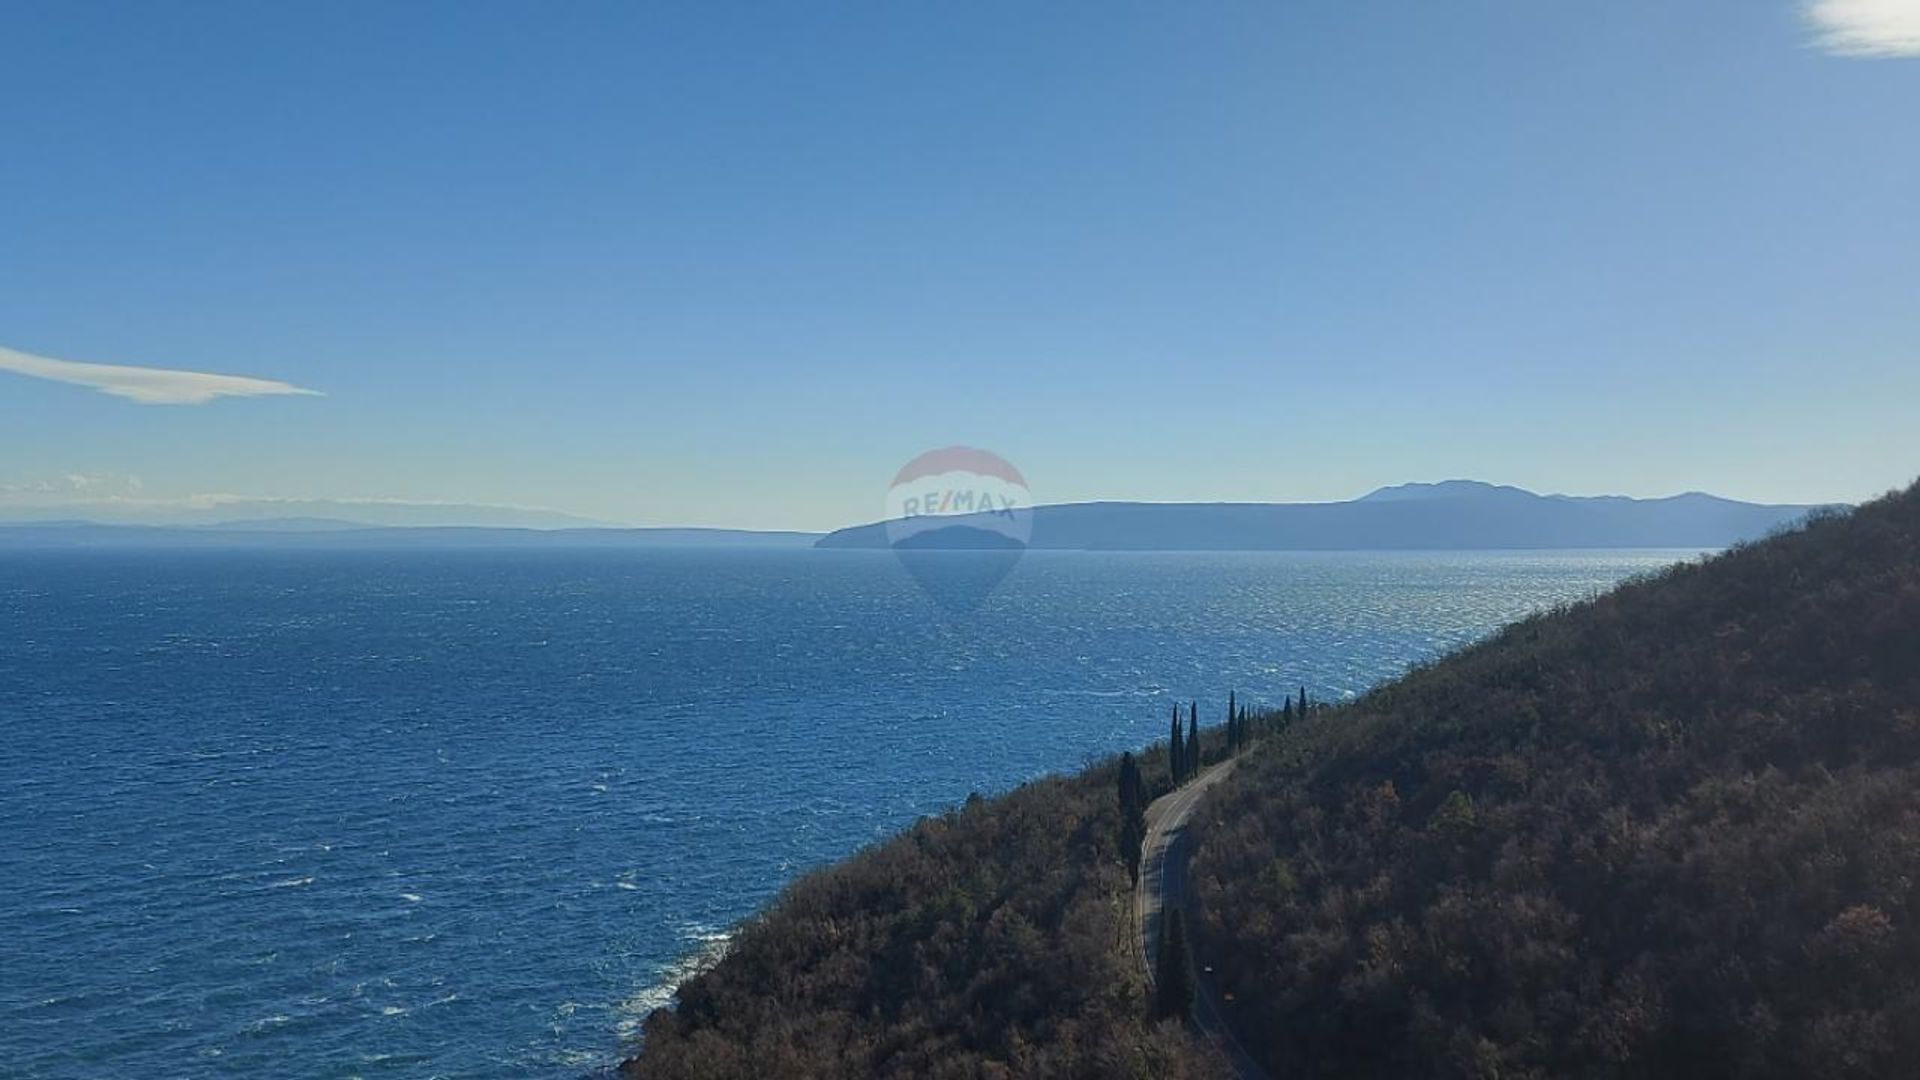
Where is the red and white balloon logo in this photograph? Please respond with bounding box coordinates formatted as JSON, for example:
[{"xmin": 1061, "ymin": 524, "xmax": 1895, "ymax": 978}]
[{"xmin": 884, "ymin": 447, "xmax": 1032, "ymax": 612}]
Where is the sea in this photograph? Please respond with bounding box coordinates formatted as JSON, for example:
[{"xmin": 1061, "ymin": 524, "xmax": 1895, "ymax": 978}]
[{"xmin": 0, "ymin": 547, "xmax": 1695, "ymax": 1077}]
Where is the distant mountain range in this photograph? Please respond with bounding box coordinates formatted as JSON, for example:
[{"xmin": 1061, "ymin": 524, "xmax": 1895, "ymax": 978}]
[
  {"xmin": 0, "ymin": 481, "xmax": 1837, "ymax": 551},
  {"xmin": 815, "ymin": 480, "xmax": 1834, "ymax": 551}
]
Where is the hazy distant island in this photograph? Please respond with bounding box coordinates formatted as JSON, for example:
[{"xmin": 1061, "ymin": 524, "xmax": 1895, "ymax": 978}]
[
  {"xmin": 818, "ymin": 480, "xmax": 1833, "ymax": 551},
  {"xmin": 625, "ymin": 477, "xmax": 1920, "ymax": 1078},
  {"xmin": 0, "ymin": 522, "xmax": 822, "ymax": 550}
]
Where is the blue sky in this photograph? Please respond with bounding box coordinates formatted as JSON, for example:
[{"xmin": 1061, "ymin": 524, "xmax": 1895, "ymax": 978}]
[{"xmin": 2, "ymin": 1, "xmax": 1916, "ymax": 529}]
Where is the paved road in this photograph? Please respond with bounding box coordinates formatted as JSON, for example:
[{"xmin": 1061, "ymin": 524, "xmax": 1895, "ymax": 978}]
[{"xmin": 1136, "ymin": 759, "xmax": 1271, "ymax": 1080}]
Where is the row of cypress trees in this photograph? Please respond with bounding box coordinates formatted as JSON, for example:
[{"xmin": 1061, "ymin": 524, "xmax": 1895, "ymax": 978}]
[
  {"xmin": 1169, "ymin": 686, "xmax": 1316, "ymax": 788},
  {"xmin": 1227, "ymin": 686, "xmax": 1314, "ymax": 752},
  {"xmin": 1226, "ymin": 689, "xmax": 1250, "ymax": 754},
  {"xmin": 1131, "ymin": 687, "xmax": 1317, "ymax": 1020},
  {"xmin": 1169, "ymin": 702, "xmax": 1202, "ymax": 785},
  {"xmin": 1118, "ymin": 687, "xmax": 1321, "ymax": 887},
  {"xmin": 1121, "ymin": 687, "xmax": 1313, "ymax": 891}
]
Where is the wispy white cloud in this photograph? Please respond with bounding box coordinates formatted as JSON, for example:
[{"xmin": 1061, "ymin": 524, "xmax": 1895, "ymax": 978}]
[
  {"xmin": 0, "ymin": 342, "xmax": 321, "ymax": 405},
  {"xmin": 1807, "ymin": 0, "xmax": 1920, "ymax": 57},
  {"xmin": 0, "ymin": 473, "xmax": 147, "ymax": 504}
]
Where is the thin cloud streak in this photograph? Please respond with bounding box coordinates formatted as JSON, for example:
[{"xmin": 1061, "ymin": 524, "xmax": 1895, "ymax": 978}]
[
  {"xmin": 1807, "ymin": 0, "xmax": 1920, "ymax": 57},
  {"xmin": 0, "ymin": 343, "xmax": 322, "ymax": 405}
]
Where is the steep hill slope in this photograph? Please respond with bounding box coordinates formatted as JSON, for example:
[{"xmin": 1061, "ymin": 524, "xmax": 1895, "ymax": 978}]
[
  {"xmin": 1187, "ymin": 481, "xmax": 1920, "ymax": 1078},
  {"xmin": 621, "ymin": 761, "xmax": 1217, "ymax": 1079}
]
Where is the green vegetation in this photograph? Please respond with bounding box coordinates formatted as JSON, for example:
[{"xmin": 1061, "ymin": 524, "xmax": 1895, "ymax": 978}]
[
  {"xmin": 1171, "ymin": 705, "xmax": 1188, "ymax": 785},
  {"xmin": 621, "ymin": 698, "xmax": 1268, "ymax": 1079},
  {"xmin": 1188, "ymin": 481, "xmax": 1920, "ymax": 1078},
  {"xmin": 621, "ymin": 748, "xmax": 1221, "ymax": 1079},
  {"xmin": 1186, "ymin": 704, "xmax": 1200, "ymax": 779},
  {"xmin": 626, "ymin": 480, "xmax": 1920, "ymax": 1080},
  {"xmin": 1117, "ymin": 751, "xmax": 1149, "ymax": 887}
]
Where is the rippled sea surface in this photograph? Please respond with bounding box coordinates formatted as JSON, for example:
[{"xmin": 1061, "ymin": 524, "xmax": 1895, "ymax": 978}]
[{"xmin": 0, "ymin": 547, "xmax": 1694, "ymax": 1077}]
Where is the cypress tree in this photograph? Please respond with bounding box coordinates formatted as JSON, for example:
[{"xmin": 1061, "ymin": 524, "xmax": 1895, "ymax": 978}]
[
  {"xmin": 1170, "ymin": 706, "xmax": 1184, "ymax": 785},
  {"xmin": 1227, "ymin": 691, "xmax": 1237, "ymax": 753},
  {"xmin": 1186, "ymin": 703, "xmax": 1199, "ymax": 772},
  {"xmin": 1156, "ymin": 908, "xmax": 1196, "ymax": 1020},
  {"xmin": 1118, "ymin": 751, "xmax": 1143, "ymax": 816},
  {"xmin": 1167, "ymin": 703, "xmax": 1182, "ymax": 776},
  {"xmin": 1282, "ymin": 696, "xmax": 1295, "ymax": 729},
  {"xmin": 1117, "ymin": 751, "xmax": 1146, "ymax": 884},
  {"xmin": 1298, "ymin": 685, "xmax": 1308, "ymax": 719},
  {"xmin": 1121, "ymin": 813, "xmax": 1144, "ymax": 885}
]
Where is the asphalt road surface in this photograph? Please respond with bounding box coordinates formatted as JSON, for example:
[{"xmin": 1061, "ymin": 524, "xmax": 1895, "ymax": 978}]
[{"xmin": 1136, "ymin": 759, "xmax": 1271, "ymax": 1080}]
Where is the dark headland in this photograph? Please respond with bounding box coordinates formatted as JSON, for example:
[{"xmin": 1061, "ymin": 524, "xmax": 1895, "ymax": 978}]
[{"xmin": 624, "ymin": 476, "xmax": 1920, "ymax": 1078}]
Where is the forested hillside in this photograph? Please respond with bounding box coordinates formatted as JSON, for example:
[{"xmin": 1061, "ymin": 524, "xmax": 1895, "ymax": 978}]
[
  {"xmin": 1188, "ymin": 480, "xmax": 1920, "ymax": 1078},
  {"xmin": 626, "ymin": 481, "xmax": 1917, "ymax": 1080},
  {"xmin": 621, "ymin": 756, "xmax": 1217, "ymax": 1079}
]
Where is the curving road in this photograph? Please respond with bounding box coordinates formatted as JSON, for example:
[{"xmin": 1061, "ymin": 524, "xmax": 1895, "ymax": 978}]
[{"xmin": 1136, "ymin": 759, "xmax": 1271, "ymax": 1080}]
